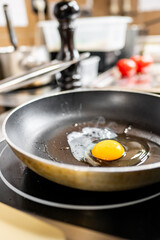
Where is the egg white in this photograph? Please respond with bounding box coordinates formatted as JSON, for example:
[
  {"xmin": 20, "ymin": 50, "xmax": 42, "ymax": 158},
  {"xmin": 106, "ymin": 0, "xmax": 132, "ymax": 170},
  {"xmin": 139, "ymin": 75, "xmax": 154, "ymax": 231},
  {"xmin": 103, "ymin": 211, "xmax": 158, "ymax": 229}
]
[{"xmin": 67, "ymin": 127, "xmax": 117, "ymax": 164}]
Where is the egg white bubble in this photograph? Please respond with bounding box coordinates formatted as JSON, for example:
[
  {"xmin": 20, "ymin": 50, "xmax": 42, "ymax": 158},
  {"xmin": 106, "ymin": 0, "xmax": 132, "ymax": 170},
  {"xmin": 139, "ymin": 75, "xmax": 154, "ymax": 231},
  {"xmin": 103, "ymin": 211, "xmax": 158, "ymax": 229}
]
[{"xmin": 67, "ymin": 127, "xmax": 117, "ymax": 162}]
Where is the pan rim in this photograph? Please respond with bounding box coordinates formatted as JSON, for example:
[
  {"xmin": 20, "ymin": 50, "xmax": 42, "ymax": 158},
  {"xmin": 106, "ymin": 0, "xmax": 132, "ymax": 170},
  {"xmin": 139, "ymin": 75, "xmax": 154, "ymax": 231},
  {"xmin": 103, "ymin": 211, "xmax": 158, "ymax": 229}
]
[{"xmin": 3, "ymin": 89, "xmax": 160, "ymax": 173}]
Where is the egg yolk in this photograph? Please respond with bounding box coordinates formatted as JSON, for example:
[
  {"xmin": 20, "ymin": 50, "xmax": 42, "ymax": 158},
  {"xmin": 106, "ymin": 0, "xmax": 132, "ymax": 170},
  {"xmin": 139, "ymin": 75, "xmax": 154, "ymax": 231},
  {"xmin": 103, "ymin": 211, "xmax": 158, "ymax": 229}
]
[{"xmin": 91, "ymin": 140, "xmax": 125, "ymax": 161}]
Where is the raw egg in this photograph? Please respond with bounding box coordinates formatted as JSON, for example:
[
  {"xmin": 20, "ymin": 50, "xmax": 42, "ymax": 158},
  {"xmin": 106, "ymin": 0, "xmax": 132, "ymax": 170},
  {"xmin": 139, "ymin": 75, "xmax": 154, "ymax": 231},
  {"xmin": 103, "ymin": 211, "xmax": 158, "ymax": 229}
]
[{"xmin": 67, "ymin": 127, "xmax": 150, "ymax": 167}]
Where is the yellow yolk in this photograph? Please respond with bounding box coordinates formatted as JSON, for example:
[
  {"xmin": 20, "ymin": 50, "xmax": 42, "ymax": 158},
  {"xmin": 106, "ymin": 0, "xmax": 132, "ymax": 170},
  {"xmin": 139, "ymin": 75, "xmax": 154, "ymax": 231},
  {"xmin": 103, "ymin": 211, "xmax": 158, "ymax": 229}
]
[{"xmin": 91, "ymin": 140, "xmax": 125, "ymax": 161}]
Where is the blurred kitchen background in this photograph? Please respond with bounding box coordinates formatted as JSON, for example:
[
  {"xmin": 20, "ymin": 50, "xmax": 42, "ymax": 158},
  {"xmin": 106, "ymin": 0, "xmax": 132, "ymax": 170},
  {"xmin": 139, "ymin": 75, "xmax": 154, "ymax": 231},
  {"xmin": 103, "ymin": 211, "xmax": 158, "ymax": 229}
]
[
  {"xmin": 1, "ymin": 0, "xmax": 160, "ymax": 92},
  {"xmin": 1, "ymin": 0, "xmax": 160, "ymax": 138},
  {"xmin": 1, "ymin": 0, "xmax": 160, "ymax": 46}
]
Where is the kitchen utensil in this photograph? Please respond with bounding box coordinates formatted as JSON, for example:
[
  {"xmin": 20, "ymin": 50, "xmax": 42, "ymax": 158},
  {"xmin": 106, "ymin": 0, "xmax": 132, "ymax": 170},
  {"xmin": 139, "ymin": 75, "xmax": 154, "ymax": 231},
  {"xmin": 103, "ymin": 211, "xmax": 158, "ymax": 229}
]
[
  {"xmin": 121, "ymin": 24, "xmax": 139, "ymax": 58},
  {"xmin": 0, "ymin": 4, "xmax": 50, "ymax": 82},
  {"xmin": 80, "ymin": 0, "xmax": 93, "ymax": 17},
  {"xmin": 109, "ymin": 0, "xmax": 119, "ymax": 15},
  {"xmin": 3, "ymin": 4, "xmax": 18, "ymax": 50},
  {"xmin": 0, "ymin": 45, "xmax": 50, "ymax": 80},
  {"xmin": 54, "ymin": 0, "xmax": 81, "ymax": 90},
  {"xmin": 32, "ymin": 0, "xmax": 46, "ymax": 21},
  {"xmin": 0, "ymin": 52, "xmax": 89, "ymax": 93},
  {"xmin": 3, "ymin": 90, "xmax": 160, "ymax": 191},
  {"xmin": 122, "ymin": 0, "xmax": 132, "ymax": 15}
]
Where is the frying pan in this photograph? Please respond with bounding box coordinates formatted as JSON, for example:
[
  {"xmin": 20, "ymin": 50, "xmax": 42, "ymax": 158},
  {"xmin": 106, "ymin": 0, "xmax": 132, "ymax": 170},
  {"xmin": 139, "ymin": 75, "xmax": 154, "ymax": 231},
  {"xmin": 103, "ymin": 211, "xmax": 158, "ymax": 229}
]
[{"xmin": 3, "ymin": 89, "xmax": 160, "ymax": 191}]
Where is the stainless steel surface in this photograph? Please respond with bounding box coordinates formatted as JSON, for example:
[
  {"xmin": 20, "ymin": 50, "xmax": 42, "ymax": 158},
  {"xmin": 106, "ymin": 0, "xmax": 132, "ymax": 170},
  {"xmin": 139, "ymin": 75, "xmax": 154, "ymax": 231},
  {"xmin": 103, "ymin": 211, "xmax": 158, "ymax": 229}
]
[
  {"xmin": 0, "ymin": 45, "xmax": 50, "ymax": 81},
  {"xmin": 3, "ymin": 4, "xmax": 18, "ymax": 50},
  {"xmin": 0, "ymin": 111, "xmax": 11, "ymax": 141},
  {"xmin": 0, "ymin": 53, "xmax": 90, "ymax": 93},
  {"xmin": 121, "ymin": 25, "xmax": 139, "ymax": 58},
  {"xmin": 1, "ymin": 4, "xmax": 50, "ymax": 82},
  {"xmin": 0, "ymin": 86, "xmax": 60, "ymax": 141}
]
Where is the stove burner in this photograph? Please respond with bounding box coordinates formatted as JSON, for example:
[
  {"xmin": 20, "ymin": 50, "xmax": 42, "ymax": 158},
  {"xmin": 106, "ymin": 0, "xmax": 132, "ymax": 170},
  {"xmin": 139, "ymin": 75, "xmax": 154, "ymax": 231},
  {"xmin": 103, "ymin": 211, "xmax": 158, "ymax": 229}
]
[{"xmin": 0, "ymin": 142, "xmax": 160, "ymax": 210}]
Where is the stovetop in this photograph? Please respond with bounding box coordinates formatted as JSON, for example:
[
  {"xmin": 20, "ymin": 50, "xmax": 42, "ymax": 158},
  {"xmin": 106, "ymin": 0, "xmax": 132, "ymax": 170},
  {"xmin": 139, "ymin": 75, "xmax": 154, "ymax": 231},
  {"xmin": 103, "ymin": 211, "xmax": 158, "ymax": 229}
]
[
  {"xmin": 0, "ymin": 139, "xmax": 160, "ymax": 239},
  {"xmin": 0, "ymin": 85, "xmax": 160, "ymax": 239}
]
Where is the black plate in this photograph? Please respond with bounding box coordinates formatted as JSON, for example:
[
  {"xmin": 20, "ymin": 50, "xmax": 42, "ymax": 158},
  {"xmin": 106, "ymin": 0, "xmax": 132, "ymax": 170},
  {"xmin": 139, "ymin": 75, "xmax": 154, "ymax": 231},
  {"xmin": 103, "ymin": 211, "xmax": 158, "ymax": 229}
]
[{"xmin": 0, "ymin": 142, "xmax": 160, "ymax": 210}]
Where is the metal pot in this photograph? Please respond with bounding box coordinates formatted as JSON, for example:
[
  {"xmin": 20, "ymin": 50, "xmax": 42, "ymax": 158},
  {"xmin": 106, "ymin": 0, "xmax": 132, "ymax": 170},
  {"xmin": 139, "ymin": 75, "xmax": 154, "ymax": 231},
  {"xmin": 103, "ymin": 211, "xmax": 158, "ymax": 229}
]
[
  {"xmin": 0, "ymin": 45, "xmax": 50, "ymax": 81},
  {"xmin": 0, "ymin": 4, "xmax": 50, "ymax": 84}
]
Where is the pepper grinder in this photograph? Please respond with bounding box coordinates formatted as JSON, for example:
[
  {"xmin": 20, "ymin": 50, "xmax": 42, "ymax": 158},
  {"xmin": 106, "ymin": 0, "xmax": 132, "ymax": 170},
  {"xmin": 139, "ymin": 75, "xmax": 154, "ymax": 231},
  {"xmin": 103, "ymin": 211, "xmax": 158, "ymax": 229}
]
[{"xmin": 54, "ymin": 0, "xmax": 81, "ymax": 90}]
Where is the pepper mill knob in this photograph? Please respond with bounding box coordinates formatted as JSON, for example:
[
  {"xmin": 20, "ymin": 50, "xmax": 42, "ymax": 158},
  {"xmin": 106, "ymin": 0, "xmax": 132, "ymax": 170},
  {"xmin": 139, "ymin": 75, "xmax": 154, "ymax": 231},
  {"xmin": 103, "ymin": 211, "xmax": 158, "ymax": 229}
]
[
  {"xmin": 54, "ymin": 0, "xmax": 79, "ymax": 21},
  {"xmin": 54, "ymin": 1, "xmax": 81, "ymax": 90}
]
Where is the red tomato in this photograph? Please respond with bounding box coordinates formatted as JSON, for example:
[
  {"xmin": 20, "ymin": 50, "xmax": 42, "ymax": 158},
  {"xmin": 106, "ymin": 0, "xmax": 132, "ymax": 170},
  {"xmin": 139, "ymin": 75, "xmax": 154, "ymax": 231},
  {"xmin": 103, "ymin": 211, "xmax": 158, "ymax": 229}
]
[
  {"xmin": 130, "ymin": 55, "xmax": 153, "ymax": 73},
  {"xmin": 117, "ymin": 59, "xmax": 137, "ymax": 77}
]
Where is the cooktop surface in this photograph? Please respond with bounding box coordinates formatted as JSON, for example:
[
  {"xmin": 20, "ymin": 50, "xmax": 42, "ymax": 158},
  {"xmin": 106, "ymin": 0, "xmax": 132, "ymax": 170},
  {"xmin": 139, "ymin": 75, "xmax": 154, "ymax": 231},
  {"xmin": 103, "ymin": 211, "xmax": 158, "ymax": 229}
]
[
  {"xmin": 1, "ymin": 142, "xmax": 160, "ymax": 210},
  {"xmin": 0, "ymin": 140, "xmax": 160, "ymax": 239},
  {"xmin": 0, "ymin": 84, "xmax": 160, "ymax": 239}
]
